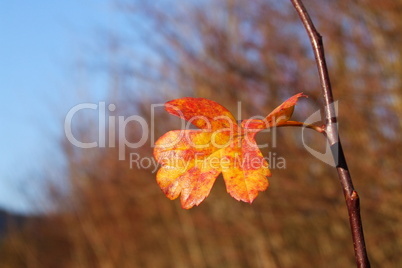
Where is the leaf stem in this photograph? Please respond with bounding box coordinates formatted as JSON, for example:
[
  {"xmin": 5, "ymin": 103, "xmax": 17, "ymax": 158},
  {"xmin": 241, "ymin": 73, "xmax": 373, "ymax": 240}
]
[
  {"xmin": 289, "ymin": 0, "xmax": 371, "ymax": 267},
  {"xmin": 276, "ymin": 120, "xmax": 325, "ymax": 133}
]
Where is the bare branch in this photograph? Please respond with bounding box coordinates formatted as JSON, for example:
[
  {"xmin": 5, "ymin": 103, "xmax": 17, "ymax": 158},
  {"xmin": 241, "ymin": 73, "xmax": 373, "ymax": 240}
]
[{"xmin": 289, "ymin": 1, "xmax": 371, "ymax": 267}]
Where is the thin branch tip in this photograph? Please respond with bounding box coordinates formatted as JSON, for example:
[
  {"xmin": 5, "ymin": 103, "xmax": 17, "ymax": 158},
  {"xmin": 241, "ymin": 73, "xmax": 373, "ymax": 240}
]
[{"xmin": 289, "ymin": 0, "xmax": 370, "ymax": 267}]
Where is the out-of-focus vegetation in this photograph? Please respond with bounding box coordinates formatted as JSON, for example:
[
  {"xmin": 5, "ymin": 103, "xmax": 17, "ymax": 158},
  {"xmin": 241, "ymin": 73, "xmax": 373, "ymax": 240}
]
[{"xmin": 1, "ymin": 0, "xmax": 401, "ymax": 267}]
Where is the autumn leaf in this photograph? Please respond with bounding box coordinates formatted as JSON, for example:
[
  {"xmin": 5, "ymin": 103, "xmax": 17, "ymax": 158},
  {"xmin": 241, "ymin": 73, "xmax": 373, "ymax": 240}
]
[{"xmin": 154, "ymin": 93, "xmax": 306, "ymax": 209}]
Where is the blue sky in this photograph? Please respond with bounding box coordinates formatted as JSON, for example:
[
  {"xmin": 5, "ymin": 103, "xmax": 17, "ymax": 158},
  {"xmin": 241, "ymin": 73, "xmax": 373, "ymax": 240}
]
[{"xmin": 0, "ymin": 1, "xmax": 117, "ymax": 213}]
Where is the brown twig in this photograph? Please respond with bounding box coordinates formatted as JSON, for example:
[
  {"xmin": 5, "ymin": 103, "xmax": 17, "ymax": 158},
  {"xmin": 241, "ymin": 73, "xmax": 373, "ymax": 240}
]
[{"xmin": 289, "ymin": 0, "xmax": 370, "ymax": 267}]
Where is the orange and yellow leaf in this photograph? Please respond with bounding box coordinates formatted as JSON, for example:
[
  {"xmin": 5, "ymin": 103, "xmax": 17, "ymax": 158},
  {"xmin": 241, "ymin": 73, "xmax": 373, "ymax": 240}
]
[{"xmin": 154, "ymin": 93, "xmax": 306, "ymax": 208}]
